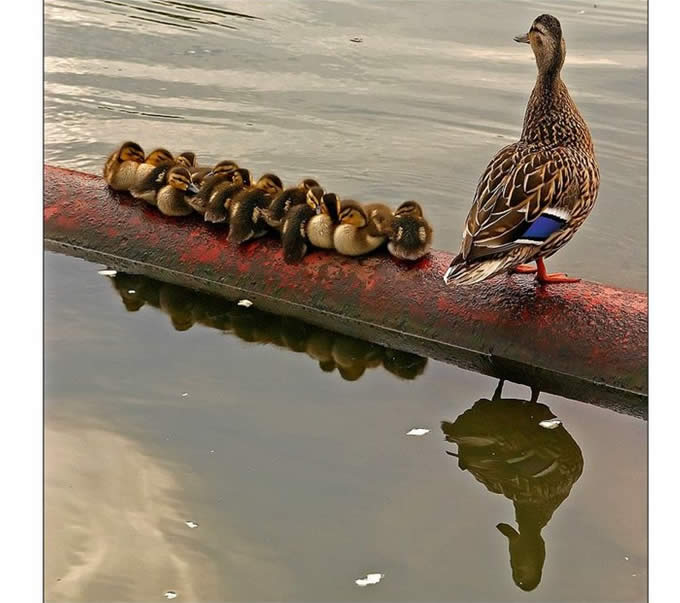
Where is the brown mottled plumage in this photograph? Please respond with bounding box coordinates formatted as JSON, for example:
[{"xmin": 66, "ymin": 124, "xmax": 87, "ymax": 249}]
[
  {"xmin": 260, "ymin": 178, "xmax": 320, "ymax": 230},
  {"xmin": 227, "ymin": 173, "xmax": 284, "ymax": 243},
  {"xmin": 444, "ymin": 14, "xmax": 599, "ymax": 286}
]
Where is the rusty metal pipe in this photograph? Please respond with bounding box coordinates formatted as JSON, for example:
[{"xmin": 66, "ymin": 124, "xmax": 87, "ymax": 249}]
[{"xmin": 44, "ymin": 166, "xmax": 647, "ymax": 416}]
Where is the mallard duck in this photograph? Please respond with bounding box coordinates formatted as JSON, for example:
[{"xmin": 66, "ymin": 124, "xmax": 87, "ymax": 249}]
[
  {"xmin": 130, "ymin": 148, "xmax": 175, "ymax": 203},
  {"xmin": 227, "ymin": 173, "xmax": 284, "ymax": 243},
  {"xmin": 333, "ymin": 200, "xmax": 387, "ymax": 256},
  {"xmin": 443, "ymin": 14, "xmax": 599, "ymax": 286},
  {"xmin": 188, "ymin": 159, "xmax": 240, "ymax": 215},
  {"xmin": 386, "ymin": 201, "xmax": 433, "ymax": 261},
  {"xmin": 153, "ymin": 165, "xmax": 199, "ymax": 216},
  {"xmin": 260, "ymin": 178, "xmax": 321, "ymax": 230},
  {"xmin": 103, "ymin": 141, "xmax": 145, "ymax": 190},
  {"xmin": 307, "ymin": 191, "xmax": 341, "ymax": 249},
  {"xmin": 203, "ymin": 168, "xmax": 251, "ymax": 223},
  {"xmin": 280, "ymin": 186, "xmax": 326, "ymax": 263}
]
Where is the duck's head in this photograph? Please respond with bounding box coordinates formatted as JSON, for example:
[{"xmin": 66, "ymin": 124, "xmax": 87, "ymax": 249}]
[
  {"xmin": 395, "ymin": 200, "xmax": 424, "ymax": 218},
  {"xmin": 515, "ymin": 14, "xmax": 565, "ymax": 77},
  {"xmin": 206, "ymin": 159, "xmax": 239, "ymax": 178},
  {"xmin": 167, "ymin": 166, "xmax": 199, "ymax": 195},
  {"xmin": 321, "ymin": 193, "xmax": 341, "ymax": 223},
  {"xmin": 255, "ymin": 173, "xmax": 284, "ymax": 195},
  {"xmin": 231, "ymin": 167, "xmax": 251, "ymax": 187},
  {"xmin": 305, "ymin": 186, "xmax": 325, "ymax": 213},
  {"xmin": 176, "ymin": 151, "xmax": 197, "ymax": 169},
  {"xmin": 144, "ymin": 148, "xmax": 174, "ymax": 166},
  {"xmin": 338, "ymin": 200, "xmax": 368, "ymax": 228},
  {"xmin": 299, "ymin": 178, "xmax": 320, "ymax": 190},
  {"xmin": 117, "ymin": 141, "xmax": 145, "ymax": 163}
]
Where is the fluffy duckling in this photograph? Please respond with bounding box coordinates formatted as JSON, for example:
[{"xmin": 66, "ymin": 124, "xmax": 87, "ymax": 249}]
[
  {"xmin": 155, "ymin": 166, "xmax": 200, "ymax": 216},
  {"xmin": 130, "ymin": 148, "xmax": 175, "ymax": 203},
  {"xmin": 175, "ymin": 151, "xmax": 198, "ymax": 171},
  {"xmin": 103, "ymin": 141, "xmax": 145, "ymax": 190},
  {"xmin": 280, "ymin": 186, "xmax": 326, "ymax": 263},
  {"xmin": 260, "ymin": 178, "xmax": 321, "ymax": 230},
  {"xmin": 386, "ymin": 201, "xmax": 433, "ymax": 261},
  {"xmin": 363, "ymin": 202, "xmax": 394, "ymax": 237},
  {"xmin": 307, "ymin": 191, "xmax": 341, "ymax": 249},
  {"xmin": 189, "ymin": 159, "xmax": 240, "ymax": 215},
  {"xmin": 333, "ymin": 200, "xmax": 387, "ymax": 256},
  {"xmin": 203, "ymin": 168, "xmax": 251, "ymax": 223},
  {"xmin": 227, "ymin": 173, "xmax": 284, "ymax": 243}
]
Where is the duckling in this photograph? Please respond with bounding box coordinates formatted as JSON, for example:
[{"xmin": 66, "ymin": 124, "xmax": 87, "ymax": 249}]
[
  {"xmin": 175, "ymin": 151, "xmax": 198, "ymax": 171},
  {"xmin": 227, "ymin": 173, "xmax": 284, "ymax": 243},
  {"xmin": 386, "ymin": 200, "xmax": 433, "ymax": 261},
  {"xmin": 307, "ymin": 191, "xmax": 341, "ymax": 249},
  {"xmin": 130, "ymin": 148, "xmax": 175, "ymax": 203},
  {"xmin": 280, "ymin": 186, "xmax": 326, "ymax": 263},
  {"xmin": 103, "ymin": 141, "xmax": 145, "ymax": 190},
  {"xmin": 203, "ymin": 168, "xmax": 252, "ymax": 224},
  {"xmin": 189, "ymin": 159, "xmax": 240, "ymax": 215},
  {"xmin": 363, "ymin": 202, "xmax": 394, "ymax": 238},
  {"xmin": 156, "ymin": 165, "xmax": 200, "ymax": 217},
  {"xmin": 333, "ymin": 200, "xmax": 387, "ymax": 256},
  {"xmin": 260, "ymin": 178, "xmax": 321, "ymax": 230}
]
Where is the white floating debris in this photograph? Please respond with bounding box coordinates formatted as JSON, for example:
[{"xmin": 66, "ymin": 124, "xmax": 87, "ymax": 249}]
[
  {"xmin": 128, "ymin": 289, "xmax": 136, "ymax": 294},
  {"xmin": 164, "ymin": 591, "xmax": 177, "ymax": 599},
  {"xmin": 181, "ymin": 392, "xmax": 189, "ymax": 398},
  {"xmin": 406, "ymin": 428, "xmax": 430, "ymax": 436},
  {"xmin": 625, "ymin": 556, "xmax": 630, "ymax": 561},
  {"xmin": 185, "ymin": 520, "xmax": 198, "ymax": 529},
  {"xmin": 539, "ymin": 418, "xmax": 562, "ymax": 430},
  {"xmin": 209, "ymin": 449, "xmax": 215, "ymax": 454},
  {"xmin": 97, "ymin": 269, "xmax": 117, "ymax": 277},
  {"xmin": 237, "ymin": 299, "xmax": 253, "ymax": 308},
  {"xmin": 355, "ymin": 573, "xmax": 383, "ymax": 587},
  {"xmin": 577, "ymin": 9, "xmax": 586, "ymax": 14}
]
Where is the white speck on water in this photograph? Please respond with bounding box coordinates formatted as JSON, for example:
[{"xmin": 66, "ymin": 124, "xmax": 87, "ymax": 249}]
[
  {"xmin": 163, "ymin": 591, "xmax": 177, "ymax": 599},
  {"xmin": 127, "ymin": 289, "xmax": 136, "ymax": 294},
  {"xmin": 355, "ymin": 573, "xmax": 383, "ymax": 587},
  {"xmin": 406, "ymin": 428, "xmax": 430, "ymax": 436},
  {"xmin": 625, "ymin": 556, "xmax": 630, "ymax": 561},
  {"xmin": 181, "ymin": 392, "xmax": 189, "ymax": 398},
  {"xmin": 209, "ymin": 449, "xmax": 215, "ymax": 454},
  {"xmin": 238, "ymin": 299, "xmax": 253, "ymax": 308},
  {"xmin": 185, "ymin": 520, "xmax": 198, "ymax": 529},
  {"xmin": 577, "ymin": 9, "xmax": 585, "ymax": 14},
  {"xmin": 539, "ymin": 418, "xmax": 562, "ymax": 430},
  {"xmin": 97, "ymin": 269, "xmax": 117, "ymax": 277}
]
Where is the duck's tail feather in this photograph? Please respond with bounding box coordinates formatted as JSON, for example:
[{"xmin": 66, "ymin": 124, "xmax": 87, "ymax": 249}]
[{"xmin": 443, "ymin": 251, "xmax": 527, "ymax": 286}]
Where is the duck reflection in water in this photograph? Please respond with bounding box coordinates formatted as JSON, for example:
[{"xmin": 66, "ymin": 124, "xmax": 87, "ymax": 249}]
[
  {"xmin": 441, "ymin": 379, "xmax": 584, "ymax": 591},
  {"xmin": 107, "ymin": 271, "xmax": 428, "ymax": 381}
]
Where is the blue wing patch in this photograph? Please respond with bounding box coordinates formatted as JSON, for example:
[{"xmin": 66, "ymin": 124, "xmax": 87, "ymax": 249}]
[{"xmin": 520, "ymin": 214, "xmax": 565, "ymax": 241}]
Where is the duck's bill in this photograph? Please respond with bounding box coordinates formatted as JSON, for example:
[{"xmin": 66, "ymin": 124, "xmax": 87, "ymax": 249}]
[
  {"xmin": 514, "ymin": 33, "xmax": 530, "ymax": 44},
  {"xmin": 187, "ymin": 182, "xmax": 200, "ymax": 195}
]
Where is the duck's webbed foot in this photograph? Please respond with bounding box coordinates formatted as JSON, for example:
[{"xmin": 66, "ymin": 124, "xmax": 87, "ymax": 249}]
[{"xmin": 535, "ymin": 258, "xmax": 580, "ymax": 284}]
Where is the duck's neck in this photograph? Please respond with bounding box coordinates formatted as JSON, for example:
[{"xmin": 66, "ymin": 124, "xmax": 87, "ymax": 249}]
[{"xmin": 520, "ymin": 71, "xmax": 593, "ymax": 154}]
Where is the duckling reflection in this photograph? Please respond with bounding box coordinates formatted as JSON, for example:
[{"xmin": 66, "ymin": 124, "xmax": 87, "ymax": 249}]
[
  {"xmin": 441, "ymin": 379, "xmax": 583, "ymax": 592},
  {"xmin": 106, "ymin": 272, "xmax": 427, "ymax": 381}
]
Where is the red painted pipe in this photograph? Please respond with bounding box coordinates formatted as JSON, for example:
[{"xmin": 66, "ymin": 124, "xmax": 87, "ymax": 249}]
[{"xmin": 44, "ymin": 166, "xmax": 647, "ymax": 415}]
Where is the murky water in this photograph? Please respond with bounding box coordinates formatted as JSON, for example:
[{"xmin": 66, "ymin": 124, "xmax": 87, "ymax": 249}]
[{"xmin": 45, "ymin": 1, "xmax": 647, "ymax": 601}]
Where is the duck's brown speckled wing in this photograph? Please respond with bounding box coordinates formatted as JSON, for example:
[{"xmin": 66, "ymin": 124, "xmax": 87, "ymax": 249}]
[{"xmin": 460, "ymin": 144, "xmax": 581, "ymax": 262}]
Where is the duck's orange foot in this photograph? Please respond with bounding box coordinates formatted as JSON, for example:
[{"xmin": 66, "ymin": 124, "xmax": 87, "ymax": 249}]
[
  {"xmin": 512, "ymin": 264, "xmax": 537, "ymax": 274},
  {"xmin": 537, "ymin": 272, "xmax": 581, "ymax": 284},
  {"xmin": 536, "ymin": 258, "xmax": 580, "ymax": 284}
]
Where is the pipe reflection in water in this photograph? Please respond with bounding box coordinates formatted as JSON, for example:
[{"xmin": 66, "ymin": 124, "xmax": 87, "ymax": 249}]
[
  {"xmin": 441, "ymin": 380, "xmax": 584, "ymax": 592},
  {"xmin": 108, "ymin": 271, "xmax": 427, "ymax": 381}
]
